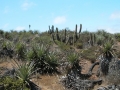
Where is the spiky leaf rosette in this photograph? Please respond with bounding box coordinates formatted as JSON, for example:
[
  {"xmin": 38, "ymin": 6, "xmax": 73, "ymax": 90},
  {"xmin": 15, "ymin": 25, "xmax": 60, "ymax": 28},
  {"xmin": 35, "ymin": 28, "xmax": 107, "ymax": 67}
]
[{"xmin": 102, "ymin": 41, "xmax": 114, "ymax": 59}]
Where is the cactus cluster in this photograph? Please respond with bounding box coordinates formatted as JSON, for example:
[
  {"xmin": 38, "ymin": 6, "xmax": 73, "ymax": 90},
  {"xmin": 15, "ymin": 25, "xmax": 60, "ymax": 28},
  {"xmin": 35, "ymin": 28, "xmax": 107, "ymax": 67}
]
[{"xmin": 48, "ymin": 24, "xmax": 82, "ymax": 45}]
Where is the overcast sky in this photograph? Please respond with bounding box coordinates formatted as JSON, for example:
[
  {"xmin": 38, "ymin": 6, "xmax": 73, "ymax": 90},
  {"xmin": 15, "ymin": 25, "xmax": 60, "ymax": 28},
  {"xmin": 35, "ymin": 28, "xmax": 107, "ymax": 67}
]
[{"xmin": 0, "ymin": 0, "xmax": 120, "ymax": 33}]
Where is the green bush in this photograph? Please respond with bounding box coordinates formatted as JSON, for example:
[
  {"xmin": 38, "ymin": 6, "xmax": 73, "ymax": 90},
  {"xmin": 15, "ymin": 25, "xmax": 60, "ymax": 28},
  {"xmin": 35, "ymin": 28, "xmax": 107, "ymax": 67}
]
[
  {"xmin": 81, "ymin": 46, "xmax": 98, "ymax": 63},
  {"xmin": 16, "ymin": 43, "xmax": 26, "ymax": 60},
  {"xmin": 0, "ymin": 76, "xmax": 29, "ymax": 90}
]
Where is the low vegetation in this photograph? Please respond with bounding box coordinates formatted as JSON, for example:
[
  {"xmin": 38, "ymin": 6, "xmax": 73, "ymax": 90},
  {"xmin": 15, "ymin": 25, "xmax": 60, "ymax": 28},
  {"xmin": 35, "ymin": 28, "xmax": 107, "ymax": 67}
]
[{"xmin": 0, "ymin": 24, "xmax": 120, "ymax": 90}]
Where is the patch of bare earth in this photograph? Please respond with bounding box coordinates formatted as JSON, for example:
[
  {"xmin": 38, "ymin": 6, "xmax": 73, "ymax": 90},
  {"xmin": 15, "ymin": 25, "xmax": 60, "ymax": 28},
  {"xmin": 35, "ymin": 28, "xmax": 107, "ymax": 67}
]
[{"xmin": 32, "ymin": 74, "xmax": 65, "ymax": 90}]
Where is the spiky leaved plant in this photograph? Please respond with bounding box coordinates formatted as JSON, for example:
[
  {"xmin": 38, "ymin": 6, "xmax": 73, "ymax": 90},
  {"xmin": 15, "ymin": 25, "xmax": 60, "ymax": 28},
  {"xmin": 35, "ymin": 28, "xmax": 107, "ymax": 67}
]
[
  {"xmin": 99, "ymin": 40, "xmax": 115, "ymax": 76},
  {"xmin": 63, "ymin": 52, "xmax": 81, "ymax": 89},
  {"xmin": 27, "ymin": 44, "xmax": 58, "ymax": 74},
  {"xmin": 13, "ymin": 60, "xmax": 40, "ymax": 90},
  {"xmin": 102, "ymin": 40, "xmax": 114, "ymax": 59},
  {"xmin": 67, "ymin": 52, "xmax": 79, "ymax": 64},
  {"xmin": 66, "ymin": 52, "xmax": 81, "ymax": 74}
]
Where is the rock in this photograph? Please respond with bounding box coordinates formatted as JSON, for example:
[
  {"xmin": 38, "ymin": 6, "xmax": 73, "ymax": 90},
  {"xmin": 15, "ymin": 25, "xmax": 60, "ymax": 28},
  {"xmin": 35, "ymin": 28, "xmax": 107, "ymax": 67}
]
[
  {"xmin": 0, "ymin": 68, "xmax": 16, "ymax": 78},
  {"xmin": 97, "ymin": 86, "xmax": 108, "ymax": 90}
]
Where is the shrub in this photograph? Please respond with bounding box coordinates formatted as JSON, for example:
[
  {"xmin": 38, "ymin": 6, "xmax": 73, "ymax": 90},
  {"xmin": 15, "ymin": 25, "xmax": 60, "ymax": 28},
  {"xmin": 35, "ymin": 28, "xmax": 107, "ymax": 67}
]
[
  {"xmin": 16, "ymin": 43, "xmax": 26, "ymax": 60},
  {"xmin": 81, "ymin": 46, "xmax": 98, "ymax": 63},
  {"xmin": 0, "ymin": 76, "xmax": 28, "ymax": 90}
]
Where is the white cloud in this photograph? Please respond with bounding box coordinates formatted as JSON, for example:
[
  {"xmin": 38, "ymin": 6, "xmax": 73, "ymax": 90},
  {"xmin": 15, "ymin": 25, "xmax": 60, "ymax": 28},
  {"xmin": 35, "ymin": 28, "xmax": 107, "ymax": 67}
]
[
  {"xmin": 110, "ymin": 11, "xmax": 120, "ymax": 20},
  {"xmin": 15, "ymin": 26, "xmax": 25, "ymax": 31},
  {"xmin": 53, "ymin": 16, "xmax": 66, "ymax": 24},
  {"xmin": 21, "ymin": 1, "xmax": 36, "ymax": 10}
]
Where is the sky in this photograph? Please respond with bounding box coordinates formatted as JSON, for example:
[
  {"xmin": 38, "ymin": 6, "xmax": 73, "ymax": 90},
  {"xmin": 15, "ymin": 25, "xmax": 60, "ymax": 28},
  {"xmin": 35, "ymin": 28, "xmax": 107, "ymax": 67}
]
[{"xmin": 0, "ymin": 0, "xmax": 120, "ymax": 33}]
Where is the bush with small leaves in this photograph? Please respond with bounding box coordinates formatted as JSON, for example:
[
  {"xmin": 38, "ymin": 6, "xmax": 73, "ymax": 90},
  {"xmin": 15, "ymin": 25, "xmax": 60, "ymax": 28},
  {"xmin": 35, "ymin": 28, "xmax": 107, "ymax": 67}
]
[
  {"xmin": 16, "ymin": 43, "xmax": 26, "ymax": 60},
  {"xmin": 0, "ymin": 76, "xmax": 28, "ymax": 90}
]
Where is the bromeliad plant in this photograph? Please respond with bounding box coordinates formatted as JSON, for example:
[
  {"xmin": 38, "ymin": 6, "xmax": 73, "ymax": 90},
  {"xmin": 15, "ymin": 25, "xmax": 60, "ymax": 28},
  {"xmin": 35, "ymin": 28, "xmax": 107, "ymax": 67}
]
[
  {"xmin": 67, "ymin": 52, "xmax": 79, "ymax": 64},
  {"xmin": 98, "ymin": 40, "xmax": 115, "ymax": 76},
  {"xmin": 66, "ymin": 52, "xmax": 81, "ymax": 73},
  {"xmin": 102, "ymin": 40, "xmax": 114, "ymax": 59},
  {"xmin": 13, "ymin": 60, "xmax": 40, "ymax": 90},
  {"xmin": 26, "ymin": 44, "xmax": 59, "ymax": 74}
]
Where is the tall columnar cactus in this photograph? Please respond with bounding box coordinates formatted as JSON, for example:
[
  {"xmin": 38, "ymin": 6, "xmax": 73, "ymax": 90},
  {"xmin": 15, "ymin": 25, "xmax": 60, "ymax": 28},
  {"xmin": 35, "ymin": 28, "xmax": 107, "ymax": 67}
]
[
  {"xmin": 74, "ymin": 24, "xmax": 78, "ymax": 41},
  {"xmin": 79, "ymin": 24, "xmax": 82, "ymax": 38},
  {"xmin": 51, "ymin": 24, "xmax": 83, "ymax": 45},
  {"xmin": 90, "ymin": 33, "xmax": 94, "ymax": 46},
  {"xmin": 51, "ymin": 25, "xmax": 54, "ymax": 33},
  {"xmin": 56, "ymin": 27, "xmax": 60, "ymax": 41},
  {"xmin": 48, "ymin": 25, "xmax": 51, "ymax": 34},
  {"xmin": 48, "ymin": 25, "xmax": 52, "ymax": 34}
]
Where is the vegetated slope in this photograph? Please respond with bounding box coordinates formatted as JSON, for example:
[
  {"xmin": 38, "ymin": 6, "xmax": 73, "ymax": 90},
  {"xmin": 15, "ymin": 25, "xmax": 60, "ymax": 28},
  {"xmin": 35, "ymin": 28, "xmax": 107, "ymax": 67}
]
[{"xmin": 0, "ymin": 28, "xmax": 120, "ymax": 90}]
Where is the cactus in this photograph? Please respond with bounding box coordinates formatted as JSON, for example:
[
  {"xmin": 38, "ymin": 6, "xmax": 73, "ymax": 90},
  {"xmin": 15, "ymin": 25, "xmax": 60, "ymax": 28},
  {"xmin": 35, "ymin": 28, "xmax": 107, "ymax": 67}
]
[
  {"xmin": 74, "ymin": 24, "xmax": 78, "ymax": 42},
  {"xmin": 56, "ymin": 27, "xmax": 60, "ymax": 41},
  {"xmin": 79, "ymin": 24, "xmax": 82, "ymax": 38},
  {"xmin": 51, "ymin": 24, "xmax": 83, "ymax": 46},
  {"xmin": 48, "ymin": 25, "xmax": 55, "ymax": 34},
  {"xmin": 51, "ymin": 25, "xmax": 54, "ymax": 33},
  {"xmin": 48, "ymin": 25, "xmax": 51, "ymax": 34}
]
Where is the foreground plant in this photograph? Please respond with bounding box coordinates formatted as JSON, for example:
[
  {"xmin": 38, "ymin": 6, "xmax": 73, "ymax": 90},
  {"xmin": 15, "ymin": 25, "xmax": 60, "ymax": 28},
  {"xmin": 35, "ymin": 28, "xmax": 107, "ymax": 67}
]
[
  {"xmin": 0, "ymin": 76, "xmax": 25, "ymax": 90},
  {"xmin": 13, "ymin": 60, "xmax": 40, "ymax": 90},
  {"xmin": 98, "ymin": 40, "xmax": 115, "ymax": 76}
]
